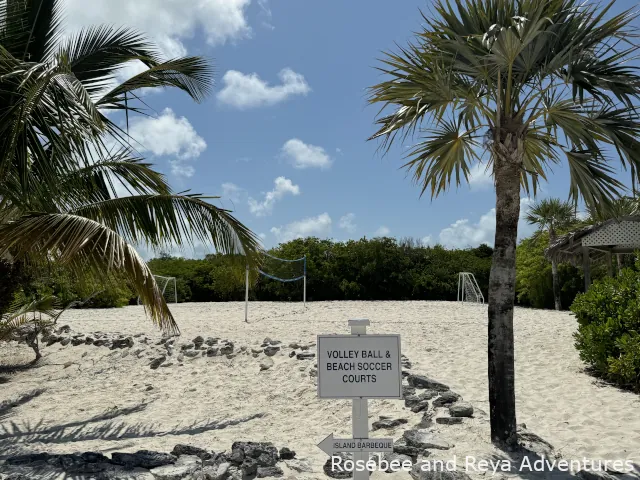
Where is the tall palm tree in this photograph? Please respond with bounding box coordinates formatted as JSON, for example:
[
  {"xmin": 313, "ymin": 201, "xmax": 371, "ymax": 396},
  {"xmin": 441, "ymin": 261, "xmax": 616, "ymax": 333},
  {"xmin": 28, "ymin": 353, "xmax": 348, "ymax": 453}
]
[
  {"xmin": 368, "ymin": 0, "xmax": 640, "ymax": 446},
  {"xmin": 0, "ymin": 0, "xmax": 261, "ymax": 333},
  {"xmin": 525, "ymin": 198, "xmax": 576, "ymax": 310}
]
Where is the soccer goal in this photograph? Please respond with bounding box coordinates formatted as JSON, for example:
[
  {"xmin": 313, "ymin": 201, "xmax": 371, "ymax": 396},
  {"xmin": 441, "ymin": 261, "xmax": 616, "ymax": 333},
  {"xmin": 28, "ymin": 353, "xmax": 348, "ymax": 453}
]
[
  {"xmin": 245, "ymin": 252, "xmax": 307, "ymax": 322},
  {"xmin": 138, "ymin": 275, "xmax": 177, "ymax": 305},
  {"xmin": 457, "ymin": 272, "xmax": 485, "ymax": 305}
]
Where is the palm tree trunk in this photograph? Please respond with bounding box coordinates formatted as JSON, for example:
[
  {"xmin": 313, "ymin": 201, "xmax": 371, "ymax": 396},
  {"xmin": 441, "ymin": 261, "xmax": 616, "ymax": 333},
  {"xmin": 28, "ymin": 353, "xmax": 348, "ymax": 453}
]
[
  {"xmin": 551, "ymin": 259, "xmax": 561, "ymax": 310},
  {"xmin": 488, "ymin": 143, "xmax": 520, "ymax": 447}
]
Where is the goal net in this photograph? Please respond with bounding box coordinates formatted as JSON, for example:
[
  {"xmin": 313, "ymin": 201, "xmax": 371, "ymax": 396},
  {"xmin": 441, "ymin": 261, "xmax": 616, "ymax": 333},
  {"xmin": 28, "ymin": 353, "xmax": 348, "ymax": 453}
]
[
  {"xmin": 245, "ymin": 252, "xmax": 307, "ymax": 322},
  {"xmin": 457, "ymin": 272, "xmax": 484, "ymax": 304},
  {"xmin": 138, "ymin": 275, "xmax": 177, "ymax": 305}
]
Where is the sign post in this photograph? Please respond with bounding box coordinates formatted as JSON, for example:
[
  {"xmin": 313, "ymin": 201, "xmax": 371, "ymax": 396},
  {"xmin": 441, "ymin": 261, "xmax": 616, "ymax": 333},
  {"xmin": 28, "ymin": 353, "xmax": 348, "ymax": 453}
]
[{"xmin": 317, "ymin": 319, "xmax": 402, "ymax": 479}]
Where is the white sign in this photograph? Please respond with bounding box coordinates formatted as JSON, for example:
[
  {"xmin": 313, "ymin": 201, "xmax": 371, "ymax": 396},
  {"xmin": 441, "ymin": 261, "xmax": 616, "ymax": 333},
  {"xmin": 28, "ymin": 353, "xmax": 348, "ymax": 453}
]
[
  {"xmin": 317, "ymin": 334, "xmax": 402, "ymax": 399},
  {"xmin": 317, "ymin": 433, "xmax": 393, "ymax": 455}
]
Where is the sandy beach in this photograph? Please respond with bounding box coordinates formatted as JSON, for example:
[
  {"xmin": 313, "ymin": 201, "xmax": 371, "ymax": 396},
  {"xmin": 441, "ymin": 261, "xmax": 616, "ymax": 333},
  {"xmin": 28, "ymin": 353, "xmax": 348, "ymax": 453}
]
[{"xmin": 1, "ymin": 301, "xmax": 639, "ymax": 479}]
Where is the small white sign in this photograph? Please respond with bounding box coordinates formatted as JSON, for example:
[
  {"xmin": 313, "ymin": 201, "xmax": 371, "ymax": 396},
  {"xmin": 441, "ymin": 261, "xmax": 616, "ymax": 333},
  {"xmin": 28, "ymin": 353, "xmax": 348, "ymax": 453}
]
[
  {"xmin": 317, "ymin": 433, "xmax": 394, "ymax": 455},
  {"xmin": 317, "ymin": 334, "xmax": 402, "ymax": 399}
]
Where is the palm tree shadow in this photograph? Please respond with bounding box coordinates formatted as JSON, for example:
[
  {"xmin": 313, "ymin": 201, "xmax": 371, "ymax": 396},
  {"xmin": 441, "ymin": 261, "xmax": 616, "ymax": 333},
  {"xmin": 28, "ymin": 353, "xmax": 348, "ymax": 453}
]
[
  {"xmin": 0, "ymin": 401, "xmax": 266, "ymax": 459},
  {"xmin": 0, "ymin": 388, "xmax": 47, "ymax": 422},
  {"xmin": 488, "ymin": 429, "xmax": 640, "ymax": 480}
]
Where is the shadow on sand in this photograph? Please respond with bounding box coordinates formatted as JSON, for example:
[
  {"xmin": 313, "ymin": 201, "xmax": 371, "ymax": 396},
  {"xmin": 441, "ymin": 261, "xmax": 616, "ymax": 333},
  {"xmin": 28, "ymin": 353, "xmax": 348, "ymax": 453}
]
[{"xmin": 487, "ymin": 430, "xmax": 640, "ymax": 480}]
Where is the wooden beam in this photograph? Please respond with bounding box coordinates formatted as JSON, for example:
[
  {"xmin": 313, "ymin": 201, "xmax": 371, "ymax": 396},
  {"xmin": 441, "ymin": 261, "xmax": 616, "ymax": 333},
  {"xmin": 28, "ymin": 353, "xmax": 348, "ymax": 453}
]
[{"xmin": 583, "ymin": 247, "xmax": 591, "ymax": 292}]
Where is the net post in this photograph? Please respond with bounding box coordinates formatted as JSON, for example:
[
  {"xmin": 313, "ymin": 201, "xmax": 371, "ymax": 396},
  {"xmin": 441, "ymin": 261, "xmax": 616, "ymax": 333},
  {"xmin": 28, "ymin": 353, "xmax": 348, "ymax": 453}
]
[
  {"xmin": 303, "ymin": 256, "xmax": 307, "ymax": 307},
  {"xmin": 245, "ymin": 264, "xmax": 249, "ymax": 323},
  {"xmin": 174, "ymin": 278, "xmax": 178, "ymax": 304}
]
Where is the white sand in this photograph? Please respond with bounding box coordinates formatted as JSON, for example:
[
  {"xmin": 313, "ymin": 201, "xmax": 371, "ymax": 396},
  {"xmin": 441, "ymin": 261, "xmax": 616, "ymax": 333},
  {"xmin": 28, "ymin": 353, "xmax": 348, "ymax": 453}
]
[{"xmin": 1, "ymin": 301, "xmax": 639, "ymax": 479}]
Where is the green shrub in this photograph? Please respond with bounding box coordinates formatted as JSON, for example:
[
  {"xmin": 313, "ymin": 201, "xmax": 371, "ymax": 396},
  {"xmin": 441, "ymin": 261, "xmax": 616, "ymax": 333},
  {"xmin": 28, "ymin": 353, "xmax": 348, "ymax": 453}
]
[{"xmin": 571, "ymin": 264, "xmax": 640, "ymax": 389}]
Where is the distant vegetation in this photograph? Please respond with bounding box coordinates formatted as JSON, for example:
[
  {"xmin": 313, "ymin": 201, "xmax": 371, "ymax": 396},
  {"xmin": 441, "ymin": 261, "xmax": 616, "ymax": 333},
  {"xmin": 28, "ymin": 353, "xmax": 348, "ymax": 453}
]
[{"xmin": 1, "ymin": 233, "xmax": 595, "ymax": 309}]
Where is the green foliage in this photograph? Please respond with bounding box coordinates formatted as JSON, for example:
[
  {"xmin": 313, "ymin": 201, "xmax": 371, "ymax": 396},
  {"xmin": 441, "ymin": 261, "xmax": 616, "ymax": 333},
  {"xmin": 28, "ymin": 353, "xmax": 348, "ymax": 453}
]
[
  {"xmin": 572, "ymin": 263, "xmax": 640, "ymax": 389},
  {"xmin": 148, "ymin": 237, "xmax": 493, "ymax": 303},
  {"xmin": 515, "ymin": 233, "xmax": 584, "ymax": 309}
]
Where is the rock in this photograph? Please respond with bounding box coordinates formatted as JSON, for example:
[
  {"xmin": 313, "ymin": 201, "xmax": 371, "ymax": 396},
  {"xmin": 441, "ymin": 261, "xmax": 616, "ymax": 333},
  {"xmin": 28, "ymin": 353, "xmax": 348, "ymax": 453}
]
[
  {"xmin": 285, "ymin": 459, "xmax": 313, "ymax": 473},
  {"xmin": 449, "ymin": 402, "xmax": 473, "ymax": 417},
  {"xmin": 81, "ymin": 452, "xmax": 110, "ymax": 463},
  {"xmin": 229, "ymin": 449, "xmax": 245, "ymax": 465},
  {"xmin": 181, "ymin": 343, "xmax": 195, "ymax": 351},
  {"xmin": 184, "ymin": 350, "xmax": 200, "ymax": 358},
  {"xmin": 436, "ymin": 417, "xmax": 464, "ymax": 425},
  {"xmin": 296, "ymin": 352, "xmax": 315, "ymax": 360},
  {"xmin": 149, "ymin": 356, "xmax": 166, "ymax": 369},
  {"xmin": 171, "ymin": 444, "xmax": 213, "ymax": 460},
  {"xmin": 403, "ymin": 430, "xmax": 452, "ymax": 450},
  {"xmin": 372, "ymin": 417, "xmax": 408, "ymax": 431},
  {"xmin": 112, "ymin": 337, "xmax": 134, "ymax": 349},
  {"xmin": 111, "ymin": 450, "xmax": 175, "ymax": 469},
  {"xmin": 263, "ymin": 337, "xmax": 272, "ymax": 345},
  {"xmin": 288, "ymin": 351, "xmax": 296, "ymax": 358},
  {"xmin": 393, "ymin": 438, "xmax": 423, "ymax": 459},
  {"xmin": 432, "ymin": 391, "xmax": 461, "ymax": 408},
  {"xmin": 193, "ymin": 336, "xmax": 205, "ymax": 347},
  {"xmin": 411, "ymin": 400, "xmax": 430, "ymax": 413},
  {"xmin": 309, "ymin": 367, "xmax": 318, "ymax": 377},
  {"xmin": 150, "ymin": 462, "xmax": 198, "ymax": 480},
  {"xmin": 205, "ymin": 337, "xmax": 217, "ymax": 346},
  {"xmin": 264, "ymin": 346, "xmax": 280, "ymax": 357},
  {"xmin": 206, "ymin": 347, "xmax": 219, "ymax": 357},
  {"xmin": 323, "ymin": 452, "xmax": 353, "ymax": 479},
  {"xmin": 279, "ymin": 447, "xmax": 295, "ymax": 460},
  {"xmin": 5, "ymin": 453, "xmax": 50, "ymax": 465},
  {"xmin": 407, "ymin": 375, "xmax": 449, "ymax": 391},
  {"xmin": 227, "ymin": 466, "xmax": 244, "ymax": 480},
  {"xmin": 257, "ymin": 466, "xmax": 284, "ymax": 477},
  {"xmin": 46, "ymin": 335, "xmax": 60, "ymax": 346},
  {"xmin": 383, "ymin": 452, "xmax": 412, "ymax": 472},
  {"xmin": 288, "ymin": 342, "xmax": 301, "ymax": 349},
  {"xmin": 71, "ymin": 336, "xmax": 85, "ymax": 346},
  {"xmin": 257, "ymin": 453, "xmax": 277, "ymax": 467},
  {"xmin": 418, "ymin": 411, "xmax": 434, "ymax": 428},
  {"xmin": 231, "ymin": 442, "xmax": 279, "ymax": 470},
  {"xmin": 401, "ymin": 355, "xmax": 412, "ymax": 369},
  {"xmin": 93, "ymin": 339, "xmax": 108, "ymax": 347},
  {"xmin": 411, "ymin": 465, "xmax": 472, "ymax": 480},
  {"xmin": 204, "ymin": 462, "xmax": 230, "ymax": 480},
  {"xmin": 219, "ymin": 343, "xmax": 234, "ymax": 355},
  {"xmin": 57, "ymin": 325, "xmax": 71, "ymax": 334},
  {"xmin": 402, "ymin": 385, "xmax": 416, "ymax": 397},
  {"xmin": 241, "ymin": 457, "xmax": 259, "ymax": 475},
  {"xmin": 85, "ymin": 336, "xmax": 94, "ymax": 345},
  {"xmin": 59, "ymin": 337, "xmax": 71, "ymax": 346},
  {"xmin": 260, "ymin": 357, "xmax": 274, "ymax": 371}
]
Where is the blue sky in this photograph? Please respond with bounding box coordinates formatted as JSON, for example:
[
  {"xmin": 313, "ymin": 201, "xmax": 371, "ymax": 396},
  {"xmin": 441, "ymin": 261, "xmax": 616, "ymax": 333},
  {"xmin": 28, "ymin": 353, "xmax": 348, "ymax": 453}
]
[{"xmin": 65, "ymin": 0, "xmax": 639, "ymax": 256}]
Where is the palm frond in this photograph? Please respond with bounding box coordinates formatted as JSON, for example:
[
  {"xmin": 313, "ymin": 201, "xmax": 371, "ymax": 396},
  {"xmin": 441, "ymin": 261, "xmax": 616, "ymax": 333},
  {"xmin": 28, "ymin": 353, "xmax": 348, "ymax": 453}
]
[
  {"xmin": 71, "ymin": 194, "xmax": 262, "ymax": 263},
  {"xmin": 0, "ymin": 213, "xmax": 178, "ymax": 333},
  {"xmin": 97, "ymin": 57, "xmax": 214, "ymax": 106}
]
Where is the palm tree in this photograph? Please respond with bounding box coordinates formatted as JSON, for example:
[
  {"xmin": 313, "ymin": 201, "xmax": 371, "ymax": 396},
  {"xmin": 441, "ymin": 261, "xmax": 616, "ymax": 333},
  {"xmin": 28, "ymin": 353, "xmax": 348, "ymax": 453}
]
[
  {"xmin": 367, "ymin": 0, "xmax": 640, "ymax": 446},
  {"xmin": 0, "ymin": 0, "xmax": 261, "ymax": 333},
  {"xmin": 525, "ymin": 198, "xmax": 576, "ymax": 310}
]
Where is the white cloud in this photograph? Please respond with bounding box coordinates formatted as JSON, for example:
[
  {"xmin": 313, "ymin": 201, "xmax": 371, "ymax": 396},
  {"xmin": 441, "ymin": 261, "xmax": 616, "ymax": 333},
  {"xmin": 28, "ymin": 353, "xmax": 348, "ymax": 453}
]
[
  {"xmin": 248, "ymin": 177, "xmax": 300, "ymax": 217},
  {"xmin": 421, "ymin": 235, "xmax": 433, "ymax": 246},
  {"xmin": 217, "ymin": 68, "xmax": 310, "ymax": 109},
  {"xmin": 271, "ymin": 213, "xmax": 332, "ymax": 242},
  {"xmin": 221, "ymin": 183, "xmax": 245, "ymax": 204},
  {"xmin": 281, "ymin": 139, "xmax": 332, "ymax": 170},
  {"xmin": 63, "ymin": 0, "xmax": 252, "ymax": 60},
  {"xmin": 468, "ymin": 162, "xmax": 493, "ymax": 190},
  {"xmin": 375, "ymin": 226, "xmax": 391, "ymax": 236},
  {"xmin": 259, "ymin": 233, "xmax": 267, "ymax": 240},
  {"xmin": 438, "ymin": 198, "xmax": 535, "ymax": 248},
  {"xmin": 128, "ymin": 108, "xmax": 206, "ymax": 177},
  {"xmin": 339, "ymin": 213, "xmax": 357, "ymax": 233}
]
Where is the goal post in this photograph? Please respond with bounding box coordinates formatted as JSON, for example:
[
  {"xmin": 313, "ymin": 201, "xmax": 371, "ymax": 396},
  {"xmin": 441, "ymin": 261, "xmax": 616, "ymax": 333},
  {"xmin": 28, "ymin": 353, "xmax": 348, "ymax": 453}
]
[
  {"xmin": 245, "ymin": 253, "xmax": 307, "ymax": 322},
  {"xmin": 457, "ymin": 272, "xmax": 484, "ymax": 305},
  {"xmin": 138, "ymin": 275, "xmax": 177, "ymax": 305}
]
